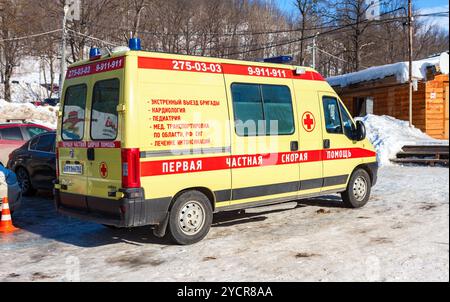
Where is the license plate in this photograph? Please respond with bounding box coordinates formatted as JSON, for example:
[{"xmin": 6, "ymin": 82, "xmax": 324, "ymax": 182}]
[{"xmin": 63, "ymin": 164, "xmax": 83, "ymax": 175}]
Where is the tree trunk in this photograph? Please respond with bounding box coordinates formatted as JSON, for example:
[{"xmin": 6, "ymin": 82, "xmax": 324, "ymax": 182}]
[{"xmin": 3, "ymin": 64, "xmax": 12, "ymax": 102}]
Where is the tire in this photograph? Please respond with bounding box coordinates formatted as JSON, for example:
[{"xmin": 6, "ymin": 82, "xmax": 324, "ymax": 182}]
[
  {"xmin": 341, "ymin": 169, "xmax": 372, "ymax": 209},
  {"xmin": 167, "ymin": 191, "xmax": 213, "ymax": 245},
  {"xmin": 103, "ymin": 225, "xmax": 120, "ymax": 229},
  {"xmin": 16, "ymin": 167, "xmax": 36, "ymax": 197}
]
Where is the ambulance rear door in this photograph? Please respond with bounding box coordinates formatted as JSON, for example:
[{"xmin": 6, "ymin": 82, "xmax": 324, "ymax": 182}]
[
  {"xmin": 59, "ymin": 78, "xmax": 90, "ymax": 208},
  {"xmin": 85, "ymin": 73, "xmax": 124, "ymax": 207}
]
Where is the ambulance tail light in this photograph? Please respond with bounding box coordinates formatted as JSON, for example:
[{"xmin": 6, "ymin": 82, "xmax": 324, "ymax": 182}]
[{"xmin": 121, "ymin": 148, "xmax": 141, "ymax": 189}]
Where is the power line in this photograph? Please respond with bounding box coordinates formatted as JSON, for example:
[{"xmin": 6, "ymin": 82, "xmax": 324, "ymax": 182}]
[
  {"xmin": 224, "ymin": 16, "xmax": 408, "ymax": 57},
  {"xmin": 66, "ymin": 29, "xmax": 120, "ymax": 47},
  {"xmin": 137, "ymin": 8, "xmax": 447, "ymax": 38},
  {"xmin": 0, "ymin": 29, "xmax": 62, "ymax": 43}
]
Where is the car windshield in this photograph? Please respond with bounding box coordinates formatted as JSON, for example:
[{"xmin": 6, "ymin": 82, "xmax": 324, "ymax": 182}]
[{"xmin": 25, "ymin": 127, "xmax": 49, "ymax": 138}]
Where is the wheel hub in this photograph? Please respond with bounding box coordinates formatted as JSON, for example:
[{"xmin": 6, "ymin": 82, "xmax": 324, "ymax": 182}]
[
  {"xmin": 353, "ymin": 176, "xmax": 367, "ymax": 201},
  {"xmin": 178, "ymin": 201, "xmax": 205, "ymax": 236}
]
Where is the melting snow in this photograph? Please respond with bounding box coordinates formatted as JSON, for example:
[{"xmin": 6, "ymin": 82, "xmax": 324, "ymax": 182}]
[
  {"xmin": 327, "ymin": 52, "xmax": 449, "ymax": 88},
  {"xmin": 0, "ymin": 100, "xmax": 58, "ymax": 129},
  {"xmin": 358, "ymin": 114, "xmax": 448, "ymax": 166}
]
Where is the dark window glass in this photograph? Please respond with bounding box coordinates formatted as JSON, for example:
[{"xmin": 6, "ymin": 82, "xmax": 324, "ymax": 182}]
[
  {"xmin": 29, "ymin": 136, "xmax": 40, "ymax": 150},
  {"xmin": 35, "ymin": 134, "xmax": 55, "ymax": 152},
  {"xmin": 339, "ymin": 101, "xmax": 355, "ymax": 139},
  {"xmin": 0, "ymin": 127, "xmax": 23, "ymax": 141},
  {"xmin": 91, "ymin": 79, "xmax": 120, "ymax": 140},
  {"xmin": 231, "ymin": 84, "xmax": 264, "ymax": 136},
  {"xmin": 25, "ymin": 127, "xmax": 48, "ymax": 138},
  {"xmin": 62, "ymin": 85, "xmax": 87, "ymax": 141},
  {"xmin": 323, "ymin": 97, "xmax": 343, "ymax": 134},
  {"xmin": 231, "ymin": 84, "xmax": 294, "ymax": 136},
  {"xmin": 262, "ymin": 85, "xmax": 295, "ymax": 135}
]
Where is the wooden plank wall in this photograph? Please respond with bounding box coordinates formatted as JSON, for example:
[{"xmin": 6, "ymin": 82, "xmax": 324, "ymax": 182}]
[
  {"xmin": 335, "ymin": 79, "xmax": 427, "ymax": 133},
  {"xmin": 425, "ymin": 74, "xmax": 449, "ymax": 140}
]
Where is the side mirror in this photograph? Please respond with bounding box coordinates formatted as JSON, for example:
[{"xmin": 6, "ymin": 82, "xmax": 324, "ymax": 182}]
[{"xmin": 355, "ymin": 121, "xmax": 366, "ymax": 141}]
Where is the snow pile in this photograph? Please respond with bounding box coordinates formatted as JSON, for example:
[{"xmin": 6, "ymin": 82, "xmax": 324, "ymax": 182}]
[
  {"xmin": 328, "ymin": 52, "xmax": 449, "ymax": 88},
  {"xmin": 0, "ymin": 82, "xmax": 49, "ymax": 103},
  {"xmin": 0, "ymin": 100, "xmax": 58, "ymax": 129},
  {"xmin": 0, "ymin": 56, "xmax": 59, "ymax": 103},
  {"xmin": 358, "ymin": 114, "xmax": 447, "ymax": 166}
]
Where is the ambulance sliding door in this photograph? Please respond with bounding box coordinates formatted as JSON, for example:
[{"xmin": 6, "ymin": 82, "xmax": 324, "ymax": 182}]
[
  {"xmin": 224, "ymin": 74, "xmax": 301, "ymax": 207},
  {"xmin": 293, "ymin": 82, "xmax": 324, "ymax": 196}
]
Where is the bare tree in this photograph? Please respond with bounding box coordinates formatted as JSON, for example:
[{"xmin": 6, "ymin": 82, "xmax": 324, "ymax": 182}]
[{"xmin": 0, "ymin": 0, "xmax": 27, "ymax": 102}]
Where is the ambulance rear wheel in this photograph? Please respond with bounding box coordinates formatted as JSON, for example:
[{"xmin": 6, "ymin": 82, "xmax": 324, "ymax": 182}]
[
  {"xmin": 341, "ymin": 169, "xmax": 372, "ymax": 209},
  {"xmin": 167, "ymin": 191, "xmax": 213, "ymax": 245}
]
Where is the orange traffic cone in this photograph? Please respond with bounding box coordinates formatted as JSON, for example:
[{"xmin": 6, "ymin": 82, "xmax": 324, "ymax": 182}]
[{"xmin": 0, "ymin": 197, "xmax": 18, "ymax": 233}]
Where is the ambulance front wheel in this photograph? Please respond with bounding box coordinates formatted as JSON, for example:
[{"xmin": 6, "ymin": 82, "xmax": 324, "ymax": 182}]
[
  {"xmin": 341, "ymin": 169, "xmax": 372, "ymax": 209},
  {"xmin": 167, "ymin": 191, "xmax": 213, "ymax": 245}
]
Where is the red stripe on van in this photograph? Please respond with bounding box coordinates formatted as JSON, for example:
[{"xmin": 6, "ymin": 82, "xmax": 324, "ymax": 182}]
[
  {"xmin": 58, "ymin": 141, "xmax": 121, "ymax": 148},
  {"xmin": 140, "ymin": 148, "xmax": 376, "ymax": 177},
  {"xmin": 66, "ymin": 57, "xmax": 125, "ymax": 79},
  {"xmin": 138, "ymin": 57, "xmax": 325, "ymax": 81}
]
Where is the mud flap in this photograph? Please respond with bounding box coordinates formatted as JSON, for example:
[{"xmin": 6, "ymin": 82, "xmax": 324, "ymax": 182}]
[{"xmin": 153, "ymin": 213, "xmax": 169, "ymax": 238}]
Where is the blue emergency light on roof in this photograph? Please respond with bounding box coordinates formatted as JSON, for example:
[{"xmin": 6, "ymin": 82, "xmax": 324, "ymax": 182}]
[
  {"xmin": 129, "ymin": 38, "xmax": 142, "ymax": 51},
  {"xmin": 89, "ymin": 47, "xmax": 101, "ymax": 60},
  {"xmin": 263, "ymin": 56, "xmax": 293, "ymax": 64}
]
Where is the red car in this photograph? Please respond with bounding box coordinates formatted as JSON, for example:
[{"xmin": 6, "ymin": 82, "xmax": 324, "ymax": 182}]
[{"xmin": 0, "ymin": 123, "xmax": 52, "ymax": 166}]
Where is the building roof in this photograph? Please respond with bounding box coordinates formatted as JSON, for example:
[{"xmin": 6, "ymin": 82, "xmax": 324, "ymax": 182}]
[{"xmin": 327, "ymin": 52, "xmax": 449, "ymax": 88}]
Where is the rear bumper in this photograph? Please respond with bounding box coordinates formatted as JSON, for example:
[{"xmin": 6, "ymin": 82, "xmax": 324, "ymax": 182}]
[{"xmin": 54, "ymin": 188, "xmax": 171, "ymax": 228}]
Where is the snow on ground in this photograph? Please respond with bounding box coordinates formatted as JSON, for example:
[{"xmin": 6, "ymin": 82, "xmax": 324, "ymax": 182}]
[
  {"xmin": 327, "ymin": 52, "xmax": 449, "ymax": 88},
  {"xmin": 0, "ymin": 100, "xmax": 58, "ymax": 129},
  {"xmin": 358, "ymin": 114, "xmax": 448, "ymax": 166},
  {"xmin": 0, "ymin": 165, "xmax": 448, "ymax": 282}
]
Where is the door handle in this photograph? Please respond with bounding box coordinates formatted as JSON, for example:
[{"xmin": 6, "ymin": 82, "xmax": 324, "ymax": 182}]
[
  {"xmin": 323, "ymin": 139, "xmax": 331, "ymax": 149},
  {"xmin": 290, "ymin": 141, "xmax": 299, "ymax": 152},
  {"xmin": 87, "ymin": 148, "xmax": 95, "ymax": 161}
]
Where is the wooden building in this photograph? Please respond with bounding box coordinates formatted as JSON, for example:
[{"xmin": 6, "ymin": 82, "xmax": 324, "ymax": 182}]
[{"xmin": 328, "ymin": 53, "xmax": 449, "ymax": 140}]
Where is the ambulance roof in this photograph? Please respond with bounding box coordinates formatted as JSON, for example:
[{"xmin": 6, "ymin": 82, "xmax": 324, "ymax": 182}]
[{"xmin": 68, "ymin": 50, "xmax": 316, "ymax": 73}]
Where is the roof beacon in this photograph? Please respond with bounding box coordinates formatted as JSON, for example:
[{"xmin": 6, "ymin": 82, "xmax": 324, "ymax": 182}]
[
  {"xmin": 295, "ymin": 67, "xmax": 307, "ymax": 75},
  {"xmin": 263, "ymin": 56, "xmax": 293, "ymax": 64},
  {"xmin": 129, "ymin": 38, "xmax": 142, "ymax": 51},
  {"xmin": 89, "ymin": 47, "xmax": 101, "ymax": 61}
]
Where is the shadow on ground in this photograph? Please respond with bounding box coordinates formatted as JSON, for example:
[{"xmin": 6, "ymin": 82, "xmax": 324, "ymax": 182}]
[{"xmin": 3, "ymin": 191, "xmax": 344, "ymax": 249}]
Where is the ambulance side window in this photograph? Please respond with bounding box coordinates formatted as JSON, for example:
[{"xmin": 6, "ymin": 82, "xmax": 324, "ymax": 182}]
[
  {"xmin": 62, "ymin": 84, "xmax": 87, "ymax": 141},
  {"xmin": 323, "ymin": 97, "xmax": 343, "ymax": 134},
  {"xmin": 231, "ymin": 83, "xmax": 294, "ymax": 136},
  {"xmin": 231, "ymin": 84, "xmax": 264, "ymax": 136},
  {"xmin": 339, "ymin": 101, "xmax": 356, "ymax": 139},
  {"xmin": 262, "ymin": 85, "xmax": 295, "ymax": 135},
  {"xmin": 91, "ymin": 79, "xmax": 120, "ymax": 141}
]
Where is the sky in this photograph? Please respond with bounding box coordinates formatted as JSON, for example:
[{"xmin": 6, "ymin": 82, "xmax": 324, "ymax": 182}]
[{"xmin": 276, "ymin": 0, "xmax": 449, "ymax": 31}]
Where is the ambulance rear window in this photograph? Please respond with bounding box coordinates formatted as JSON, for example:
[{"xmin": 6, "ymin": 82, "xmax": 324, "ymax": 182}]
[
  {"xmin": 91, "ymin": 79, "xmax": 120, "ymax": 141},
  {"xmin": 62, "ymin": 84, "xmax": 87, "ymax": 141}
]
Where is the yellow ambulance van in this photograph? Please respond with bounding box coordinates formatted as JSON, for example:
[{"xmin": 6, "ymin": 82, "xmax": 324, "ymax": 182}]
[{"xmin": 55, "ymin": 39, "xmax": 378, "ymax": 245}]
